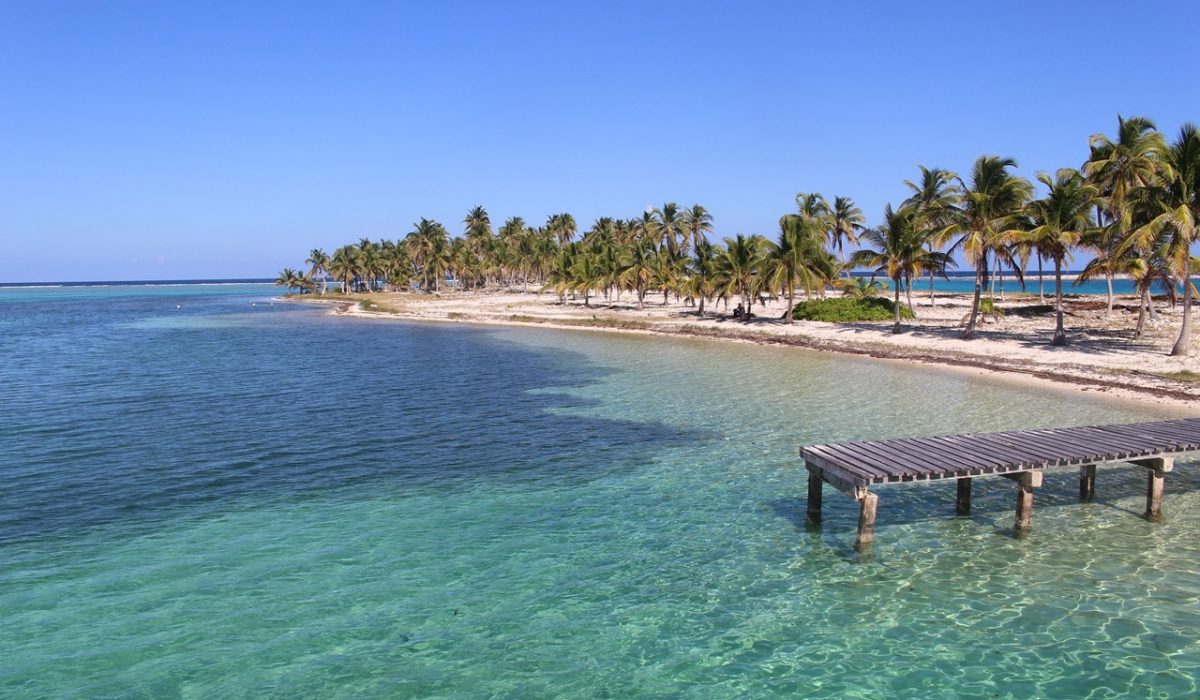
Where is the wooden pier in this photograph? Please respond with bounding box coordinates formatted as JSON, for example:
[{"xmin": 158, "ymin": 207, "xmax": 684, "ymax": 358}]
[{"xmin": 800, "ymin": 418, "xmax": 1200, "ymax": 548}]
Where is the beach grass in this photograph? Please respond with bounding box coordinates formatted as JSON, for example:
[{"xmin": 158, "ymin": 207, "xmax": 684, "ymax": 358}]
[{"xmin": 1160, "ymin": 370, "xmax": 1200, "ymax": 383}]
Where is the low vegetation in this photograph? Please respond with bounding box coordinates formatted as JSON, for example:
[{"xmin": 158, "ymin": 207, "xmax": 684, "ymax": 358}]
[
  {"xmin": 506, "ymin": 314, "xmax": 655, "ymax": 330},
  {"xmin": 1160, "ymin": 370, "xmax": 1200, "ymax": 383},
  {"xmin": 792, "ymin": 297, "xmax": 914, "ymax": 323}
]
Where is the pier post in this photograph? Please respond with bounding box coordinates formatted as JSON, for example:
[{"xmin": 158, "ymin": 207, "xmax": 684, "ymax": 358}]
[
  {"xmin": 1007, "ymin": 471, "xmax": 1042, "ymax": 534},
  {"xmin": 955, "ymin": 477, "xmax": 972, "ymax": 515},
  {"xmin": 1146, "ymin": 471, "xmax": 1164, "ymax": 520},
  {"xmin": 855, "ymin": 492, "xmax": 878, "ymax": 549},
  {"xmin": 805, "ymin": 465, "xmax": 823, "ymax": 526},
  {"xmin": 1130, "ymin": 457, "xmax": 1172, "ymax": 521},
  {"xmin": 1079, "ymin": 464, "xmax": 1096, "ymax": 501}
]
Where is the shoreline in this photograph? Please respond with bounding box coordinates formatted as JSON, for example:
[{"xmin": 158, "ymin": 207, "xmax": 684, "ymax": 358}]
[{"xmin": 285, "ymin": 291, "xmax": 1200, "ymax": 413}]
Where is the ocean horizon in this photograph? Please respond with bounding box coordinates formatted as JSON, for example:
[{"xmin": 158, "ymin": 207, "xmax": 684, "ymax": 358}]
[
  {"xmin": 0, "ymin": 278, "xmax": 275, "ymax": 288},
  {"xmin": 0, "ymin": 272, "xmax": 1164, "ymax": 297}
]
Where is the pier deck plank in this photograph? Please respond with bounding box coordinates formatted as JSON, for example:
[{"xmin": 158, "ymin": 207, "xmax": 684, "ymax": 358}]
[{"xmin": 801, "ymin": 418, "xmax": 1200, "ymax": 493}]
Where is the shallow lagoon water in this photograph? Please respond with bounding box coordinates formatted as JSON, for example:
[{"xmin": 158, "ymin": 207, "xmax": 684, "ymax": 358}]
[{"xmin": 1, "ymin": 285, "xmax": 1197, "ymax": 698}]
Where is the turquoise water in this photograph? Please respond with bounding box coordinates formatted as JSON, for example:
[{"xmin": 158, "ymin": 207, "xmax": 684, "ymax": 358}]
[
  {"xmin": 2, "ymin": 285, "xmax": 1199, "ymax": 698},
  {"xmin": 888, "ymin": 274, "xmax": 1150, "ymax": 297}
]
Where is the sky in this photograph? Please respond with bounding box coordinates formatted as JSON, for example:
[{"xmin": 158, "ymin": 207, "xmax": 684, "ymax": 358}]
[{"xmin": 2, "ymin": 1, "xmax": 1198, "ymax": 282}]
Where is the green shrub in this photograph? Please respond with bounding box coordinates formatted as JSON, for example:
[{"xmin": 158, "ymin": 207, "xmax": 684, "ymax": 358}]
[
  {"xmin": 1008, "ymin": 303, "xmax": 1054, "ymax": 317},
  {"xmin": 792, "ymin": 296, "xmax": 914, "ymax": 322}
]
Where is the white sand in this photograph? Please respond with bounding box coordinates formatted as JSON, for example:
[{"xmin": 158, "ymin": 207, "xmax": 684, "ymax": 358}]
[{"xmin": 288, "ymin": 288, "xmax": 1200, "ymax": 412}]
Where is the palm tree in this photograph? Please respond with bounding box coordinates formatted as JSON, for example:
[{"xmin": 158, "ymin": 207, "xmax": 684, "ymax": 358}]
[
  {"xmin": 837, "ymin": 277, "xmax": 886, "ymax": 300},
  {"xmin": 715, "ymin": 234, "xmax": 769, "ymax": 320},
  {"xmin": 274, "ymin": 268, "xmax": 305, "ymax": 293},
  {"xmin": 569, "ymin": 249, "xmax": 604, "ymax": 307},
  {"xmin": 852, "ymin": 205, "xmax": 952, "ymax": 333},
  {"xmin": 1132, "ymin": 124, "xmax": 1200, "ymax": 355},
  {"xmin": 1120, "ymin": 241, "xmax": 1176, "ymax": 339},
  {"xmin": 1084, "ymin": 115, "xmax": 1168, "ymax": 319},
  {"xmin": 384, "ymin": 240, "xmax": 412, "ymax": 290},
  {"xmin": 407, "ymin": 218, "xmax": 451, "ymax": 291},
  {"xmin": 903, "ymin": 166, "xmax": 960, "ymax": 306},
  {"xmin": 681, "ymin": 204, "xmax": 714, "ymax": 260},
  {"xmin": 355, "ymin": 238, "xmax": 380, "ymax": 291},
  {"xmin": 796, "ymin": 192, "xmax": 830, "ymax": 222},
  {"xmin": 328, "ymin": 245, "xmax": 359, "ymax": 293},
  {"xmin": 651, "ymin": 203, "xmax": 685, "ymax": 258},
  {"xmin": 463, "ymin": 206, "xmax": 493, "ymax": 285},
  {"xmin": 305, "ymin": 249, "xmax": 330, "ymax": 294},
  {"xmin": 498, "ymin": 216, "xmax": 527, "ymax": 287},
  {"xmin": 1021, "ymin": 169, "xmax": 1097, "ymax": 345},
  {"xmin": 545, "ymin": 242, "xmax": 578, "ymax": 303},
  {"xmin": 942, "ymin": 156, "xmax": 1033, "ymax": 339},
  {"xmin": 547, "ymin": 213, "xmax": 577, "ymax": 248},
  {"xmin": 650, "ymin": 247, "xmax": 682, "ymax": 305},
  {"xmin": 464, "ymin": 206, "xmax": 492, "ymax": 239},
  {"xmin": 826, "ymin": 196, "xmax": 865, "ymax": 272},
  {"xmin": 688, "ymin": 235, "xmax": 718, "ymax": 316},
  {"xmin": 617, "ymin": 238, "xmax": 655, "ymax": 309},
  {"xmin": 769, "ymin": 214, "xmax": 832, "ymax": 323}
]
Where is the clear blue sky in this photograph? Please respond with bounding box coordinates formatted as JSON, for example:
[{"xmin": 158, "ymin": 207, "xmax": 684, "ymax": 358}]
[{"xmin": 2, "ymin": 1, "xmax": 1197, "ymax": 282}]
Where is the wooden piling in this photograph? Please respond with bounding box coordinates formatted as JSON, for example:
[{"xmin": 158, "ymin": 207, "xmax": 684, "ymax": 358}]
[
  {"xmin": 1131, "ymin": 457, "xmax": 1173, "ymax": 521},
  {"xmin": 955, "ymin": 477, "xmax": 972, "ymax": 515},
  {"xmin": 1007, "ymin": 471, "xmax": 1041, "ymax": 533},
  {"xmin": 1079, "ymin": 464, "xmax": 1096, "ymax": 501},
  {"xmin": 1146, "ymin": 471, "xmax": 1164, "ymax": 520},
  {"xmin": 855, "ymin": 493, "xmax": 878, "ymax": 549},
  {"xmin": 806, "ymin": 466, "xmax": 823, "ymax": 525}
]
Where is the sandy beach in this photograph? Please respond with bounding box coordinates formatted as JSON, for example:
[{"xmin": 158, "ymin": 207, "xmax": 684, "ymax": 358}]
[{"xmin": 288, "ymin": 288, "xmax": 1200, "ymax": 411}]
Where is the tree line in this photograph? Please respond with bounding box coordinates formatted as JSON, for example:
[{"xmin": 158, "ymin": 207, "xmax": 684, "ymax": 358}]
[{"xmin": 278, "ymin": 115, "xmax": 1199, "ymax": 356}]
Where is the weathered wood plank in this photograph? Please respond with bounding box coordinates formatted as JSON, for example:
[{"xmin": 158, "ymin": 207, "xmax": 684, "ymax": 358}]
[
  {"xmin": 844, "ymin": 440, "xmax": 933, "ymax": 473},
  {"xmin": 1061, "ymin": 427, "xmax": 1156, "ymax": 457},
  {"xmin": 830, "ymin": 443, "xmax": 912, "ymax": 479},
  {"xmin": 801, "ymin": 419, "xmax": 1200, "ymax": 488},
  {"xmin": 803, "ymin": 444, "xmax": 886, "ymax": 482},
  {"xmin": 921, "ymin": 435, "xmax": 1009, "ymax": 473},
  {"xmin": 800, "ymin": 449, "xmax": 874, "ymax": 491}
]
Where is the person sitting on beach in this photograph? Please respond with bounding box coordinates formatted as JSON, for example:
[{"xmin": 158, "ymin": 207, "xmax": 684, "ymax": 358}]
[{"xmin": 733, "ymin": 303, "xmax": 744, "ymax": 318}]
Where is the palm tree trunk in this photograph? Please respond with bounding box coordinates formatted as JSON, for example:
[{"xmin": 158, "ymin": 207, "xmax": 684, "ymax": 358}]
[
  {"xmin": 927, "ymin": 245, "xmax": 936, "ymax": 307},
  {"xmin": 698, "ymin": 292, "xmax": 706, "ymax": 316},
  {"xmin": 785, "ymin": 284, "xmax": 795, "ymax": 324},
  {"xmin": 1171, "ymin": 275, "xmax": 1192, "ymax": 356},
  {"xmin": 1052, "ymin": 258, "xmax": 1066, "ymax": 346},
  {"xmin": 892, "ymin": 276, "xmax": 902, "ymax": 334},
  {"xmin": 964, "ymin": 260, "xmax": 983, "ymax": 340},
  {"xmin": 1135, "ymin": 289, "xmax": 1147, "ymax": 339},
  {"xmin": 1105, "ymin": 272, "xmax": 1114, "ymax": 319},
  {"xmin": 905, "ymin": 276, "xmax": 915, "ymax": 318},
  {"xmin": 1037, "ymin": 255, "xmax": 1045, "ymax": 304}
]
